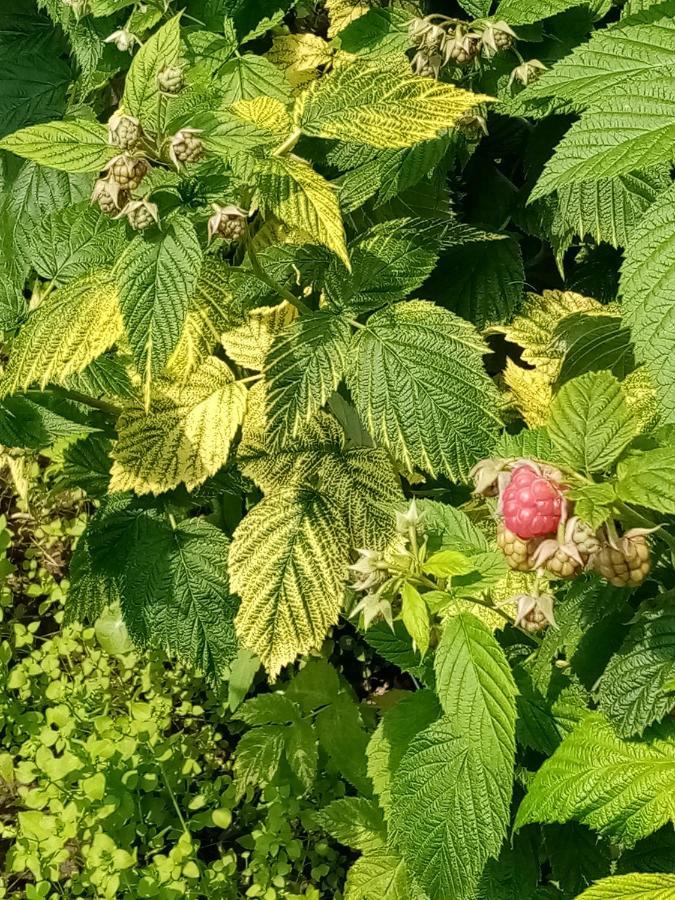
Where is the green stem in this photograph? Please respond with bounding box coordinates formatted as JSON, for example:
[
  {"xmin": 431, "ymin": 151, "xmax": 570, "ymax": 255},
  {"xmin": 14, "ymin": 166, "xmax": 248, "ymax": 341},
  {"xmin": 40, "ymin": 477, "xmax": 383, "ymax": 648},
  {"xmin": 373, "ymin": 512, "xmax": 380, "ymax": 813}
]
[
  {"xmin": 271, "ymin": 127, "xmax": 302, "ymax": 157},
  {"xmin": 43, "ymin": 386, "xmax": 122, "ymax": 417},
  {"xmin": 247, "ymin": 242, "xmax": 312, "ymax": 314}
]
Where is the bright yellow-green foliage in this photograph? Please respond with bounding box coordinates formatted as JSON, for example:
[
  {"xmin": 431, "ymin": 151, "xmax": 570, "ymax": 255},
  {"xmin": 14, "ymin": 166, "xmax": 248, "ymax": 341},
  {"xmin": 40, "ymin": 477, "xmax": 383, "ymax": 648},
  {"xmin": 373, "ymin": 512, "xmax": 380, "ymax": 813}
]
[
  {"xmin": 221, "ymin": 301, "xmax": 298, "ymax": 371},
  {"xmin": 257, "ymin": 156, "xmax": 349, "ymax": 265},
  {"xmin": 231, "ymin": 487, "xmax": 349, "ymax": 677},
  {"xmin": 0, "ymin": 274, "xmax": 122, "ymax": 396},
  {"xmin": 296, "ymin": 64, "xmax": 491, "ymax": 149},
  {"xmin": 110, "ymin": 357, "xmax": 247, "ymax": 494}
]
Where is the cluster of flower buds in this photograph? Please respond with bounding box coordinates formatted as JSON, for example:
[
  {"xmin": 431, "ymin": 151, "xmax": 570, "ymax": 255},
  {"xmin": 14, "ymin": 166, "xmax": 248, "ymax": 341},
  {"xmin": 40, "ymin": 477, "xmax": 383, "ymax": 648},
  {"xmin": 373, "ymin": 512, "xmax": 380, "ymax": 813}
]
[
  {"xmin": 349, "ymin": 501, "xmax": 424, "ymax": 630},
  {"xmin": 472, "ymin": 458, "xmax": 655, "ymax": 591},
  {"xmin": 208, "ymin": 204, "xmax": 248, "ymax": 243},
  {"xmin": 409, "ymin": 15, "xmax": 517, "ymax": 78}
]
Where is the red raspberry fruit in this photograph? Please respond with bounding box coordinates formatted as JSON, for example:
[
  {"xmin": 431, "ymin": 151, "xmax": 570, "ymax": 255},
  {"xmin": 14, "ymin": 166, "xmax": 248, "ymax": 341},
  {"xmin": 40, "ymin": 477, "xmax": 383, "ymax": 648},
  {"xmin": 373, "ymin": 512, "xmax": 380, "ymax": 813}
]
[{"xmin": 501, "ymin": 465, "xmax": 563, "ymax": 539}]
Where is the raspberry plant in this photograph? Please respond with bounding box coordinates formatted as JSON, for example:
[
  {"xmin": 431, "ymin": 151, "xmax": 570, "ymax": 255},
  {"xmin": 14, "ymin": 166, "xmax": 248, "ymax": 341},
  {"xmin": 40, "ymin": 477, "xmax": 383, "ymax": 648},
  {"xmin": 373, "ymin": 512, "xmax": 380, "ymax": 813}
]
[{"xmin": 1, "ymin": 0, "xmax": 675, "ymax": 897}]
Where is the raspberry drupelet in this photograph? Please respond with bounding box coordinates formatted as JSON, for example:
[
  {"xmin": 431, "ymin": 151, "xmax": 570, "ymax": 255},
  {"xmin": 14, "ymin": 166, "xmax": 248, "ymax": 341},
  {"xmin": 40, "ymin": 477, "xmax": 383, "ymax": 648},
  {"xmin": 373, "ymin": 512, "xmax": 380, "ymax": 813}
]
[{"xmin": 501, "ymin": 464, "xmax": 563, "ymax": 539}]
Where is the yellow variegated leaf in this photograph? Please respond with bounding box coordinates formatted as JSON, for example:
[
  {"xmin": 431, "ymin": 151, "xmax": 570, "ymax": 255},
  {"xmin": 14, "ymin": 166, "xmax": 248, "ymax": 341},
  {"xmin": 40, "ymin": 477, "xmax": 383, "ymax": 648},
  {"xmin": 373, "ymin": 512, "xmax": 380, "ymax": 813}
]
[
  {"xmin": 238, "ymin": 381, "xmax": 343, "ymax": 491},
  {"xmin": 504, "ymin": 360, "xmax": 552, "ymax": 428},
  {"xmin": 623, "ymin": 367, "xmax": 659, "ymax": 433},
  {"xmin": 325, "ymin": 0, "xmax": 369, "ymax": 37},
  {"xmin": 110, "ymin": 357, "xmax": 247, "ymax": 495},
  {"xmin": 257, "ymin": 156, "xmax": 349, "ymax": 265},
  {"xmin": 230, "ymin": 486, "xmax": 349, "ymax": 678},
  {"xmin": 0, "ymin": 273, "xmax": 122, "ymax": 397},
  {"xmin": 221, "ymin": 301, "xmax": 298, "ymax": 371},
  {"xmin": 166, "ymin": 260, "xmax": 276, "ymax": 381},
  {"xmin": 267, "ymin": 33, "xmax": 332, "ymax": 87},
  {"xmin": 296, "ymin": 63, "xmax": 491, "ymax": 149},
  {"xmin": 490, "ymin": 291, "xmax": 601, "ymax": 379},
  {"xmin": 231, "ymin": 96, "xmax": 292, "ymax": 138}
]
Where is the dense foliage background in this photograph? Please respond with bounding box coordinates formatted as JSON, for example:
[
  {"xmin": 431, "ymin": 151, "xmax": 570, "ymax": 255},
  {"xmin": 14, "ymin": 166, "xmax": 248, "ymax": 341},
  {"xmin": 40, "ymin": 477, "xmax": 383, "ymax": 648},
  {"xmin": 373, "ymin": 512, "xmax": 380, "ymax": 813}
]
[{"xmin": 2, "ymin": 0, "xmax": 675, "ymax": 897}]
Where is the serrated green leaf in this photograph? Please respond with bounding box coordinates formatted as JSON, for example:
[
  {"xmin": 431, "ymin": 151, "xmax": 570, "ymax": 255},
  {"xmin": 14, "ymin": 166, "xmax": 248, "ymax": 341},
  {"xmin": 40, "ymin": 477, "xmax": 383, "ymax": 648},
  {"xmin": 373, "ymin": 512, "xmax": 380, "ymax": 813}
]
[
  {"xmin": 264, "ymin": 311, "xmax": 351, "ymax": 445},
  {"xmin": 555, "ymin": 168, "xmax": 670, "ymax": 250},
  {"xmin": 337, "ymin": 7, "xmax": 413, "ymax": 59},
  {"xmin": 221, "ymin": 301, "xmax": 297, "ymax": 371},
  {"xmin": 598, "ymin": 604, "xmax": 675, "ymax": 737},
  {"xmin": 566, "ymin": 482, "xmax": 616, "ymax": 529},
  {"xmin": 361, "ymin": 621, "xmax": 434, "ymax": 686},
  {"xmin": 110, "ymin": 356, "xmax": 247, "ymax": 495},
  {"xmin": 515, "ymin": 712, "xmax": 675, "ymax": 844},
  {"xmin": 284, "ymin": 715, "xmax": 317, "ymax": 792},
  {"xmin": 367, "ymin": 689, "xmax": 441, "ymax": 815},
  {"xmin": 257, "ymin": 155, "xmax": 349, "ymax": 265},
  {"xmin": 116, "ymin": 218, "xmax": 203, "ymax": 389},
  {"xmin": 548, "ymin": 371, "xmax": 636, "ymax": 473},
  {"xmin": 616, "ymin": 827, "xmax": 675, "ymax": 875},
  {"xmin": 400, "ymin": 583, "xmax": 430, "ymax": 655},
  {"xmin": 555, "ymin": 314, "xmax": 636, "ymax": 386},
  {"xmin": 390, "ymin": 715, "xmax": 513, "ymax": 900},
  {"xmin": 422, "ymin": 549, "xmax": 475, "ymax": 578},
  {"xmin": 496, "ymin": 0, "xmax": 592, "ymax": 24},
  {"xmin": 531, "ymin": 81, "xmax": 675, "ymax": 199},
  {"xmin": 523, "ymin": 15, "xmax": 675, "ymax": 108},
  {"xmin": 219, "ymin": 54, "xmax": 291, "ymax": 104},
  {"xmin": 317, "ymin": 797, "xmax": 386, "ymax": 853},
  {"xmin": 123, "ymin": 15, "xmax": 181, "ymax": 127},
  {"xmin": 428, "ymin": 233, "xmax": 524, "ymax": 328},
  {"xmin": 59, "ymin": 432, "xmax": 112, "ymax": 496},
  {"xmin": 0, "ymin": 119, "xmax": 115, "ymax": 173},
  {"xmin": 347, "ymin": 300, "xmax": 501, "ymax": 479},
  {"xmin": 319, "ymin": 446, "xmax": 401, "ymax": 549},
  {"xmin": 615, "ymin": 447, "xmax": 675, "ymax": 512},
  {"xmin": 344, "ymin": 847, "xmax": 424, "ymax": 900},
  {"xmin": 316, "ymin": 690, "xmax": 371, "ymax": 793},
  {"xmin": 0, "ymin": 30, "xmax": 71, "ymax": 138},
  {"xmin": 0, "ymin": 273, "xmax": 122, "ymax": 396},
  {"xmin": 544, "ymin": 823, "xmax": 612, "ymax": 897},
  {"xmin": 0, "ymin": 394, "xmax": 97, "ymax": 450},
  {"xmin": 230, "ymin": 487, "xmax": 349, "ymax": 677},
  {"xmin": 495, "ymin": 427, "xmax": 555, "ymax": 461},
  {"xmin": 575, "ymin": 872, "xmax": 675, "ymax": 898},
  {"xmin": 622, "ymin": 182, "xmax": 675, "ymax": 422},
  {"xmin": 296, "ymin": 63, "xmax": 489, "ymax": 149},
  {"xmin": 29, "ymin": 201, "xmax": 125, "ymax": 285},
  {"xmin": 234, "ymin": 724, "xmax": 285, "ymax": 794},
  {"xmin": 434, "ymin": 612, "xmax": 517, "ymax": 772},
  {"xmin": 325, "ymin": 219, "xmax": 440, "ymax": 314},
  {"xmin": 76, "ymin": 502, "xmax": 239, "ymax": 682},
  {"xmin": 236, "ymin": 692, "xmax": 300, "ymax": 726}
]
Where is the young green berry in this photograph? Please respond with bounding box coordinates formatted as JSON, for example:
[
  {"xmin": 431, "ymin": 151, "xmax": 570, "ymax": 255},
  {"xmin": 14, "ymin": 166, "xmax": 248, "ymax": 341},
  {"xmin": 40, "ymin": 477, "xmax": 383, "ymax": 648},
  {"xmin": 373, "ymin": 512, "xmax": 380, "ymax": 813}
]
[
  {"xmin": 208, "ymin": 204, "xmax": 248, "ymax": 242},
  {"xmin": 157, "ymin": 65, "xmax": 185, "ymax": 94},
  {"xmin": 108, "ymin": 112, "xmax": 142, "ymax": 151},
  {"xmin": 592, "ymin": 531, "xmax": 652, "ymax": 588},
  {"xmin": 91, "ymin": 178, "xmax": 128, "ymax": 215},
  {"xmin": 122, "ymin": 199, "xmax": 159, "ymax": 231},
  {"xmin": 514, "ymin": 592, "xmax": 556, "ymax": 633},
  {"xmin": 496, "ymin": 523, "xmax": 542, "ymax": 572},
  {"xmin": 107, "ymin": 154, "xmax": 150, "ymax": 190},
  {"xmin": 169, "ymin": 129, "xmax": 203, "ymax": 167}
]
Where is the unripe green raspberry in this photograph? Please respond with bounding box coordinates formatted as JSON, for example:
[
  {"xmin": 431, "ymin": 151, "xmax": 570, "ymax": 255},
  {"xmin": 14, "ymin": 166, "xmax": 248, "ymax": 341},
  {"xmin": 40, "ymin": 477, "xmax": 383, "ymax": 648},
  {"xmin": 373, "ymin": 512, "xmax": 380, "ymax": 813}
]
[
  {"xmin": 91, "ymin": 178, "xmax": 128, "ymax": 215},
  {"xmin": 169, "ymin": 129, "xmax": 203, "ymax": 167},
  {"xmin": 157, "ymin": 65, "xmax": 185, "ymax": 94},
  {"xmin": 107, "ymin": 154, "xmax": 150, "ymax": 190},
  {"xmin": 208, "ymin": 204, "xmax": 248, "ymax": 242},
  {"xmin": 108, "ymin": 112, "xmax": 142, "ymax": 151},
  {"xmin": 123, "ymin": 199, "xmax": 159, "ymax": 231}
]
